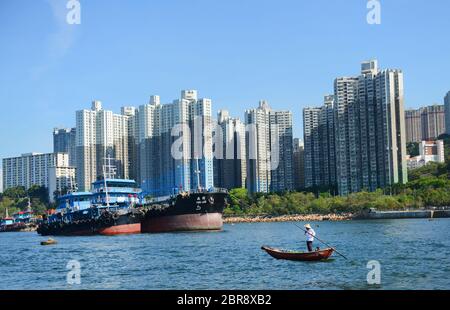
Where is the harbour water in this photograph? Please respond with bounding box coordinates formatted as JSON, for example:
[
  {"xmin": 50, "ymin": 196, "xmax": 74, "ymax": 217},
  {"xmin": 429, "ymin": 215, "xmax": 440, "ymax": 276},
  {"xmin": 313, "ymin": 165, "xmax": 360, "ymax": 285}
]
[{"xmin": 1, "ymin": 219, "xmax": 449, "ymax": 290}]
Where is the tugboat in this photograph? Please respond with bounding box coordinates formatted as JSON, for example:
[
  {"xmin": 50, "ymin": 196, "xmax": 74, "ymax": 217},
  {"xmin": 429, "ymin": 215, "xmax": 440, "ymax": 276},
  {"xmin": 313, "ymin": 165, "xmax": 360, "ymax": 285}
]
[
  {"xmin": 38, "ymin": 192, "xmax": 96, "ymax": 236},
  {"xmin": 37, "ymin": 158, "xmax": 144, "ymax": 236},
  {"xmin": 37, "ymin": 180, "xmax": 145, "ymax": 236},
  {"xmin": 92, "ymin": 179, "xmax": 144, "ymax": 235},
  {"xmin": 0, "ymin": 207, "xmax": 37, "ymax": 233},
  {"xmin": 0, "ymin": 208, "xmax": 24, "ymax": 233}
]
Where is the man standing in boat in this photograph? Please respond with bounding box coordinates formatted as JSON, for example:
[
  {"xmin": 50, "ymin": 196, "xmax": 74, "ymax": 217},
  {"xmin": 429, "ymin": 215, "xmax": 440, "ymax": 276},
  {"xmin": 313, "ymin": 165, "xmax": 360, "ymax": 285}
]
[{"xmin": 304, "ymin": 224, "xmax": 316, "ymax": 252}]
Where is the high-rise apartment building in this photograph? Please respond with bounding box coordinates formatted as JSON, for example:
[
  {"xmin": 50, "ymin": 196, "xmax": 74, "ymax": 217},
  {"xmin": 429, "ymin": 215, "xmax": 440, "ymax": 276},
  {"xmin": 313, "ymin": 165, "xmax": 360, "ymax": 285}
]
[
  {"xmin": 293, "ymin": 138, "xmax": 305, "ymax": 190},
  {"xmin": 320, "ymin": 95, "xmax": 337, "ymax": 188},
  {"xmin": 420, "ymin": 105, "xmax": 446, "ymax": 140},
  {"xmin": 334, "ymin": 76, "xmax": 360, "ymax": 195},
  {"xmin": 344, "ymin": 60, "xmax": 407, "ymax": 194},
  {"xmin": 405, "ymin": 105, "xmax": 446, "ymax": 142},
  {"xmin": 245, "ymin": 101, "xmax": 271, "ymax": 193},
  {"xmin": 245, "ymin": 101, "xmax": 294, "ymax": 193},
  {"xmin": 2, "ymin": 152, "xmax": 69, "ymax": 191},
  {"xmin": 121, "ymin": 106, "xmax": 139, "ymax": 183},
  {"xmin": 75, "ymin": 101, "xmax": 131, "ymax": 191},
  {"xmin": 269, "ymin": 109, "xmax": 294, "ymax": 192},
  {"xmin": 445, "ymin": 91, "xmax": 450, "ymax": 135},
  {"xmin": 304, "ymin": 60, "xmax": 407, "ymax": 196},
  {"xmin": 303, "ymin": 107, "xmax": 321, "ymax": 188},
  {"xmin": 362, "ymin": 62, "xmax": 407, "ymax": 191},
  {"xmin": 214, "ymin": 110, "xmax": 246, "ymax": 189},
  {"xmin": 53, "ymin": 128, "xmax": 77, "ymax": 167},
  {"xmin": 303, "ymin": 95, "xmax": 337, "ymax": 190},
  {"xmin": 405, "ymin": 109, "xmax": 422, "ymax": 143},
  {"xmin": 137, "ymin": 90, "xmax": 214, "ymax": 197}
]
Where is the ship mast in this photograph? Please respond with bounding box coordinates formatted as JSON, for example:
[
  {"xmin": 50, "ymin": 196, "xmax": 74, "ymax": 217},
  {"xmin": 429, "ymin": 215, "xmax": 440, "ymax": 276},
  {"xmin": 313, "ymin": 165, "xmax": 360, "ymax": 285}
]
[
  {"xmin": 68, "ymin": 171, "xmax": 77, "ymax": 194},
  {"xmin": 103, "ymin": 155, "xmax": 117, "ymax": 207},
  {"xmin": 103, "ymin": 164, "xmax": 110, "ymax": 207},
  {"xmin": 195, "ymin": 158, "xmax": 201, "ymax": 191}
]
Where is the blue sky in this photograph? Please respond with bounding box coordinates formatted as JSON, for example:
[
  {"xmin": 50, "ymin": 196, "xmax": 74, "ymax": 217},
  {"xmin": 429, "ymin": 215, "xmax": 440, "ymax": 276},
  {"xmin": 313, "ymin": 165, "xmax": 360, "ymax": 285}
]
[{"xmin": 0, "ymin": 0, "xmax": 449, "ymax": 163}]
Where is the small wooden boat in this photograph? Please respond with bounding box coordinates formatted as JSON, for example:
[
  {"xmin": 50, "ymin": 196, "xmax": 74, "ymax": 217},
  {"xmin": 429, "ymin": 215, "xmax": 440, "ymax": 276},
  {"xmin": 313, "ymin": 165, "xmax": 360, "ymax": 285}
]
[
  {"xmin": 261, "ymin": 246, "xmax": 334, "ymax": 261},
  {"xmin": 40, "ymin": 238, "xmax": 57, "ymax": 246}
]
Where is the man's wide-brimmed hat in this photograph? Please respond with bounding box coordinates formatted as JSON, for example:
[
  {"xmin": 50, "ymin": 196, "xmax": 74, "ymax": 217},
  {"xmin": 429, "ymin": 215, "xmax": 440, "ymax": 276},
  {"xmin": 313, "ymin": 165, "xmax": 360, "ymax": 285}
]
[{"xmin": 304, "ymin": 224, "xmax": 312, "ymax": 229}]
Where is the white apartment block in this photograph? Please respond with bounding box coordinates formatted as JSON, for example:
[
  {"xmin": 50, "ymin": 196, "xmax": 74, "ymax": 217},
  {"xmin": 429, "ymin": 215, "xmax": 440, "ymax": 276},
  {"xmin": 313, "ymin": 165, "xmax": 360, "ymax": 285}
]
[
  {"xmin": 304, "ymin": 60, "xmax": 407, "ymax": 196},
  {"xmin": 48, "ymin": 166, "xmax": 76, "ymax": 202},
  {"xmin": 407, "ymin": 140, "xmax": 445, "ymax": 170},
  {"xmin": 245, "ymin": 101, "xmax": 272, "ymax": 193},
  {"xmin": 76, "ymin": 101, "xmax": 131, "ymax": 191},
  {"xmin": 303, "ymin": 106, "xmax": 321, "ymax": 188},
  {"xmin": 121, "ymin": 106, "xmax": 139, "ymax": 182},
  {"xmin": 245, "ymin": 100, "xmax": 294, "ymax": 193},
  {"xmin": 334, "ymin": 61, "xmax": 407, "ymax": 195},
  {"xmin": 269, "ymin": 109, "xmax": 294, "ymax": 191},
  {"xmin": 214, "ymin": 110, "xmax": 247, "ymax": 189},
  {"xmin": 137, "ymin": 90, "xmax": 214, "ymax": 197},
  {"xmin": 445, "ymin": 91, "xmax": 450, "ymax": 135},
  {"xmin": 2, "ymin": 152, "xmax": 69, "ymax": 191},
  {"xmin": 334, "ymin": 76, "xmax": 360, "ymax": 195},
  {"xmin": 303, "ymin": 95, "xmax": 336, "ymax": 190}
]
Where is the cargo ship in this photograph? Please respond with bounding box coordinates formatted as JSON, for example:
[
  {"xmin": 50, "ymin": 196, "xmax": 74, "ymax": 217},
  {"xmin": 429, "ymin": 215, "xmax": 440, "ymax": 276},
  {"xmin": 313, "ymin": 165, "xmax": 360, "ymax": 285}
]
[
  {"xmin": 140, "ymin": 189, "xmax": 229, "ymax": 233},
  {"xmin": 139, "ymin": 157, "xmax": 229, "ymax": 233}
]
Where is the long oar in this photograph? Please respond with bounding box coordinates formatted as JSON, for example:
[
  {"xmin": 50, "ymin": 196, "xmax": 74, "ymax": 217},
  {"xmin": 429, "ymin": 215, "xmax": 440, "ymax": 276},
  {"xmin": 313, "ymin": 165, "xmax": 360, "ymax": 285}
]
[{"xmin": 293, "ymin": 222, "xmax": 348, "ymax": 260}]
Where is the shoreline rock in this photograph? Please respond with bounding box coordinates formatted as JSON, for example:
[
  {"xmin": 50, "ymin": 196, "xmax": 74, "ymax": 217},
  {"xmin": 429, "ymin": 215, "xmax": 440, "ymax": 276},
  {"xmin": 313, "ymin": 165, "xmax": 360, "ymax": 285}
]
[{"xmin": 223, "ymin": 213, "xmax": 354, "ymax": 224}]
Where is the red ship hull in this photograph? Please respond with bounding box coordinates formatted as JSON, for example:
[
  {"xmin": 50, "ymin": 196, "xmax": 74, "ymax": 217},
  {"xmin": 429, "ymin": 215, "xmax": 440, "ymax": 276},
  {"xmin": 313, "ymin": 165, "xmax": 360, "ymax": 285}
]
[
  {"xmin": 98, "ymin": 223, "xmax": 141, "ymax": 235},
  {"xmin": 141, "ymin": 212, "xmax": 223, "ymax": 233}
]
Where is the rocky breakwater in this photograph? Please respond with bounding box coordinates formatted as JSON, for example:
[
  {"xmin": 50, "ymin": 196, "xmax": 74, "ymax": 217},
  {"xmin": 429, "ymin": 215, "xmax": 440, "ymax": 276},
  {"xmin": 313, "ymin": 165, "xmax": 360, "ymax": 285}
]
[{"xmin": 223, "ymin": 213, "xmax": 353, "ymax": 224}]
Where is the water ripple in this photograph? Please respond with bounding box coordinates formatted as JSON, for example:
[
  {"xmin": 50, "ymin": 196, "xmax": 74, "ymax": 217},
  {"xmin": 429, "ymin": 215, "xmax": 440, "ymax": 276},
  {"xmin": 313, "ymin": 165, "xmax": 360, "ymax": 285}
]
[{"xmin": 0, "ymin": 219, "xmax": 450, "ymax": 289}]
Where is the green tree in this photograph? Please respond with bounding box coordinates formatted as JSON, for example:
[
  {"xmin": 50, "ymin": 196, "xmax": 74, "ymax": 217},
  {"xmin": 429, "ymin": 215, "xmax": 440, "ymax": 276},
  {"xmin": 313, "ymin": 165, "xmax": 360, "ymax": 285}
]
[
  {"xmin": 3, "ymin": 186, "xmax": 27, "ymax": 199},
  {"xmin": 27, "ymin": 185, "xmax": 49, "ymax": 204},
  {"xmin": 406, "ymin": 142, "xmax": 419, "ymax": 157}
]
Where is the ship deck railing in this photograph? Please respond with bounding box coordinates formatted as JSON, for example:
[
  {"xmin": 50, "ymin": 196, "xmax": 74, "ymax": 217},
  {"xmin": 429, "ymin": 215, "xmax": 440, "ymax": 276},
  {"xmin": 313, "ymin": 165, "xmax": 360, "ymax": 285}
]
[{"xmin": 144, "ymin": 188, "xmax": 229, "ymax": 203}]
